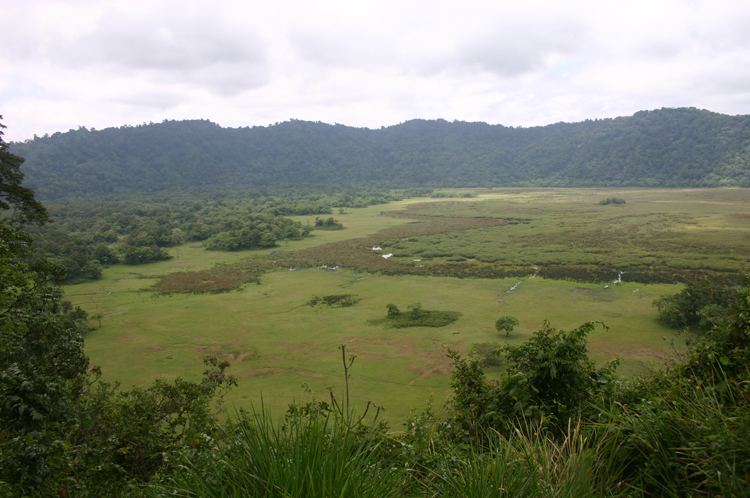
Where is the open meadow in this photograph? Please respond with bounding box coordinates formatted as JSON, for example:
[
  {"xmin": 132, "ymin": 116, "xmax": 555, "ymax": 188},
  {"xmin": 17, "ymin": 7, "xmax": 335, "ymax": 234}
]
[{"xmin": 65, "ymin": 188, "xmax": 750, "ymax": 423}]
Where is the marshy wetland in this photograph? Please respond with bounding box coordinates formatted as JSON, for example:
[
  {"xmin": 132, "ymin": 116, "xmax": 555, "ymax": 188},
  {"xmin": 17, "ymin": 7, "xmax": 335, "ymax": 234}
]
[{"xmin": 66, "ymin": 188, "xmax": 750, "ymax": 422}]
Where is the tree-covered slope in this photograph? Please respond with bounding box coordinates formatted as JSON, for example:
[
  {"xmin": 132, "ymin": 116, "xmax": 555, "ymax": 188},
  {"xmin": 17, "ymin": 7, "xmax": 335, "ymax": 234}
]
[{"xmin": 11, "ymin": 107, "xmax": 750, "ymax": 199}]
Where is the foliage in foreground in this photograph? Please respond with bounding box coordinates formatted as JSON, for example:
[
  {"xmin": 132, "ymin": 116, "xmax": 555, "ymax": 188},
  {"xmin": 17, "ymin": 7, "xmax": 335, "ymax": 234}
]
[
  {"xmin": 0, "ymin": 355, "xmax": 237, "ymax": 497},
  {"xmin": 447, "ymin": 321, "xmax": 620, "ymax": 440},
  {"xmin": 461, "ymin": 287, "xmax": 749, "ymax": 496},
  {"xmin": 154, "ymin": 410, "xmax": 403, "ymax": 498},
  {"xmin": 653, "ymin": 278, "xmax": 740, "ymax": 331}
]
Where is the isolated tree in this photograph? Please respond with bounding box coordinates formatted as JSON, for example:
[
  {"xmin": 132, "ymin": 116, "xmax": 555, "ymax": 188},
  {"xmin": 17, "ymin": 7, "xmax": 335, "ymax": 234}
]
[
  {"xmin": 495, "ymin": 316, "xmax": 520, "ymax": 337},
  {"xmin": 91, "ymin": 311, "xmax": 104, "ymax": 328}
]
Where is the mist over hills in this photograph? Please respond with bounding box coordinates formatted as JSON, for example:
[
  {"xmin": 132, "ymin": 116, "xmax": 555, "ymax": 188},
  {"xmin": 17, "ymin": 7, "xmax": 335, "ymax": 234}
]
[{"xmin": 11, "ymin": 107, "xmax": 750, "ymax": 200}]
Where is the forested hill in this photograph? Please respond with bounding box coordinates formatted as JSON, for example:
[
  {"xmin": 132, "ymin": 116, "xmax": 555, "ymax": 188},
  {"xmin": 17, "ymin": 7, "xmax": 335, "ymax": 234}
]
[{"xmin": 11, "ymin": 107, "xmax": 750, "ymax": 199}]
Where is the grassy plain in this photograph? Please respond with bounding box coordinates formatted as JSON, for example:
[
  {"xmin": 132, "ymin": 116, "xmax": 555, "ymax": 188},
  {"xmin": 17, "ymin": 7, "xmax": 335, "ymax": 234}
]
[{"xmin": 66, "ymin": 188, "xmax": 750, "ymax": 423}]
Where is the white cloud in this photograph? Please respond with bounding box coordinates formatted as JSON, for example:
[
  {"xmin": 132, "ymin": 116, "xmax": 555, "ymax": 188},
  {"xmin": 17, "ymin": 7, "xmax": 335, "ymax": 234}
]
[{"xmin": 2, "ymin": 0, "xmax": 750, "ymax": 141}]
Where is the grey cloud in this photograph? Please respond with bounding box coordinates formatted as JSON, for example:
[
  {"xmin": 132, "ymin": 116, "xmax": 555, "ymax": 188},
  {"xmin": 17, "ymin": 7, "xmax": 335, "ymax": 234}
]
[
  {"xmin": 289, "ymin": 31, "xmax": 394, "ymax": 68},
  {"xmin": 39, "ymin": 6, "xmax": 270, "ymax": 96},
  {"xmin": 634, "ymin": 40, "xmax": 685, "ymax": 61},
  {"xmin": 454, "ymin": 20, "xmax": 586, "ymax": 77},
  {"xmin": 172, "ymin": 60, "xmax": 270, "ymax": 97},
  {"xmin": 110, "ymin": 91, "xmax": 186, "ymax": 109},
  {"xmin": 288, "ymin": 9, "xmax": 587, "ymax": 80},
  {"xmin": 68, "ymin": 11, "xmax": 263, "ymax": 70}
]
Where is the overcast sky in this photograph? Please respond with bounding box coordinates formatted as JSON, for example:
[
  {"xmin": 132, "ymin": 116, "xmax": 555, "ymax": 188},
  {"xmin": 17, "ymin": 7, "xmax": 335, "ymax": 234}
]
[{"xmin": 2, "ymin": 0, "xmax": 750, "ymax": 142}]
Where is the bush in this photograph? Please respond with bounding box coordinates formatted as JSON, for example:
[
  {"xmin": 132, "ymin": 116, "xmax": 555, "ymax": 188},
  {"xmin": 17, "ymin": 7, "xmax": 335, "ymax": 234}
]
[
  {"xmin": 446, "ymin": 321, "xmax": 619, "ymax": 440},
  {"xmin": 597, "ymin": 197, "xmax": 626, "ymax": 205},
  {"xmin": 653, "ymin": 280, "xmax": 737, "ymax": 330}
]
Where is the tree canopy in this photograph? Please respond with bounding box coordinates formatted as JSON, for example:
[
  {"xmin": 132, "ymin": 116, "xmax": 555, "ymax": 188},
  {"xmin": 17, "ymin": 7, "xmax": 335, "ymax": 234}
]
[{"xmin": 495, "ymin": 315, "xmax": 520, "ymax": 337}]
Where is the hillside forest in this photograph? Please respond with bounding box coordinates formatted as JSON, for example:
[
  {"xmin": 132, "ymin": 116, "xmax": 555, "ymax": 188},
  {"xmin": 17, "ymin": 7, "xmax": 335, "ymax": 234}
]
[
  {"xmin": 10, "ymin": 107, "xmax": 750, "ymax": 200},
  {"xmin": 1, "ymin": 113, "xmax": 750, "ymax": 497}
]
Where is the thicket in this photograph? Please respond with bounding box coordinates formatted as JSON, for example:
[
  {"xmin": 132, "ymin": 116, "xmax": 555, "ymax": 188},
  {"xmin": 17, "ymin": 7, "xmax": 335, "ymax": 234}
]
[
  {"xmin": 313, "ymin": 216, "xmax": 344, "ymax": 230},
  {"xmin": 24, "ymin": 186, "xmax": 412, "ymax": 283},
  {"xmin": 369, "ymin": 303, "xmax": 462, "ymax": 328},
  {"xmin": 429, "ymin": 191, "xmax": 477, "ymax": 198},
  {"xmin": 153, "ymin": 260, "xmax": 273, "ymax": 295},
  {"xmin": 653, "ymin": 279, "xmax": 740, "ymax": 330}
]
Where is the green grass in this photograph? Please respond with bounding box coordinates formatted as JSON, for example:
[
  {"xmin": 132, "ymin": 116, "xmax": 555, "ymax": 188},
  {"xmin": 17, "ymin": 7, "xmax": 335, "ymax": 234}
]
[
  {"xmin": 65, "ymin": 188, "xmax": 749, "ymax": 424},
  {"xmin": 68, "ymin": 267, "xmax": 679, "ymax": 423}
]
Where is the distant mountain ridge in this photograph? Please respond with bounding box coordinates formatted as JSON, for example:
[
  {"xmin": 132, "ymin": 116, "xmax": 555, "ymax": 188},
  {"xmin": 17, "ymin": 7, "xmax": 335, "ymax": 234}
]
[{"xmin": 11, "ymin": 107, "xmax": 750, "ymax": 199}]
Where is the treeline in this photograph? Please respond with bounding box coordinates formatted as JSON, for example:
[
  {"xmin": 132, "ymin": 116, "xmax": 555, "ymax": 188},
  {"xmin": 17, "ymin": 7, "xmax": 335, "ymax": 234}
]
[{"xmin": 11, "ymin": 107, "xmax": 750, "ymax": 200}]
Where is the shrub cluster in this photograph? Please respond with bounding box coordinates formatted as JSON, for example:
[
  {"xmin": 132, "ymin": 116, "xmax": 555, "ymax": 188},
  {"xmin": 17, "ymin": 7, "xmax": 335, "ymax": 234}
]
[
  {"xmin": 597, "ymin": 197, "xmax": 626, "ymax": 205},
  {"xmin": 370, "ymin": 303, "xmax": 462, "ymax": 328},
  {"xmin": 313, "ymin": 217, "xmax": 345, "ymax": 230},
  {"xmin": 307, "ymin": 294, "xmax": 361, "ymax": 307}
]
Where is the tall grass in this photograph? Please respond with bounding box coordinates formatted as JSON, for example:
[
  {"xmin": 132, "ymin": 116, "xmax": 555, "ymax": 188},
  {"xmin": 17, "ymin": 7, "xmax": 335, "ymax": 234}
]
[
  {"xmin": 429, "ymin": 420, "xmax": 629, "ymax": 497},
  {"xmin": 153, "ymin": 409, "xmax": 404, "ymax": 498},
  {"xmin": 594, "ymin": 375, "xmax": 750, "ymax": 497}
]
